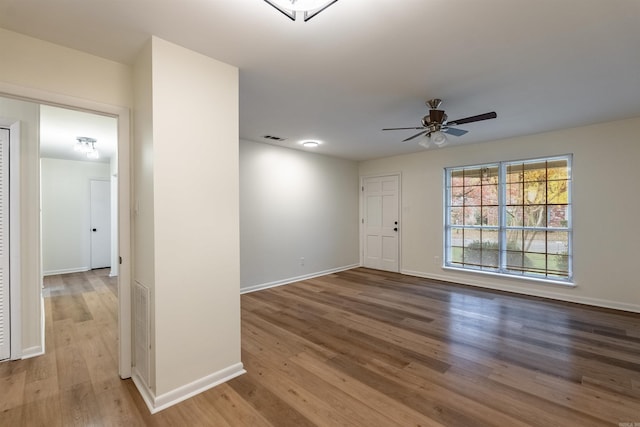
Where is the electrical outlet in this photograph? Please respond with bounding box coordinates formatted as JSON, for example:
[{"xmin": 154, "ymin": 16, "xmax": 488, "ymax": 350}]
[
  {"xmin": 434, "ymin": 256, "xmax": 440, "ymax": 265},
  {"xmin": 300, "ymin": 257, "xmax": 305, "ymax": 266}
]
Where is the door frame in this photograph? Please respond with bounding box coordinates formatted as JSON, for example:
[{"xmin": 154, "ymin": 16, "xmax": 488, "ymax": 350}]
[
  {"xmin": 0, "ymin": 82, "xmax": 132, "ymax": 378},
  {"xmin": 359, "ymin": 172, "xmax": 402, "ymax": 272}
]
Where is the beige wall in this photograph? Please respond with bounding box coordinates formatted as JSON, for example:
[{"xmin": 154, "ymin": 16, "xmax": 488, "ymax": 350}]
[
  {"xmin": 133, "ymin": 37, "xmax": 242, "ymax": 403},
  {"xmin": 359, "ymin": 116, "xmax": 640, "ymax": 312},
  {"xmin": 0, "ymin": 28, "xmax": 132, "ymax": 107}
]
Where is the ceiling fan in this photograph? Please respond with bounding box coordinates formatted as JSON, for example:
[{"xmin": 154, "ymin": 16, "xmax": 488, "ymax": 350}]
[{"xmin": 383, "ymin": 99, "xmax": 497, "ymax": 147}]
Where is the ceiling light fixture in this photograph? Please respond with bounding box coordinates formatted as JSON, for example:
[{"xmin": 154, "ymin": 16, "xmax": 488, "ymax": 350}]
[
  {"xmin": 301, "ymin": 140, "xmax": 320, "ymax": 148},
  {"xmin": 264, "ymin": 0, "xmax": 339, "ymax": 21},
  {"xmin": 74, "ymin": 136, "xmax": 100, "ymax": 159}
]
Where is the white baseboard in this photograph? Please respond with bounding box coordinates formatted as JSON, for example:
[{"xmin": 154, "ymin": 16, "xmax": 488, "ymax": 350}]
[
  {"xmin": 43, "ymin": 267, "xmax": 90, "ymax": 276},
  {"xmin": 132, "ymin": 362, "xmax": 246, "ymax": 414},
  {"xmin": 402, "ymin": 269, "xmax": 640, "ymax": 314},
  {"xmin": 240, "ymin": 264, "xmax": 360, "ymax": 294},
  {"xmin": 20, "ymin": 345, "xmax": 45, "ymax": 359}
]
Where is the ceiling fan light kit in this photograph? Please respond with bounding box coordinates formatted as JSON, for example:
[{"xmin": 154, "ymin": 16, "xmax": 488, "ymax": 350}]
[
  {"xmin": 383, "ymin": 99, "xmax": 497, "ymax": 149},
  {"xmin": 264, "ymin": 0, "xmax": 339, "ymax": 21}
]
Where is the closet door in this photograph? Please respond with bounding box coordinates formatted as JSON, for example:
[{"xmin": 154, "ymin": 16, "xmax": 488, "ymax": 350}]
[{"xmin": 0, "ymin": 128, "xmax": 10, "ymax": 361}]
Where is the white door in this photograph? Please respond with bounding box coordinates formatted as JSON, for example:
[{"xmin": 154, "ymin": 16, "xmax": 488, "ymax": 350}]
[
  {"xmin": 90, "ymin": 179, "xmax": 111, "ymax": 269},
  {"xmin": 363, "ymin": 175, "xmax": 400, "ymax": 272},
  {"xmin": 0, "ymin": 128, "xmax": 10, "ymax": 360}
]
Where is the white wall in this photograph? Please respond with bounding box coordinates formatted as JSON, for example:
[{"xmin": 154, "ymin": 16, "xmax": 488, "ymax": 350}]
[
  {"xmin": 133, "ymin": 37, "xmax": 242, "ymax": 408},
  {"xmin": 240, "ymin": 140, "xmax": 360, "ymax": 291},
  {"xmin": 359, "ymin": 116, "xmax": 640, "ymax": 313},
  {"xmin": 41, "ymin": 158, "xmax": 110, "ymax": 275}
]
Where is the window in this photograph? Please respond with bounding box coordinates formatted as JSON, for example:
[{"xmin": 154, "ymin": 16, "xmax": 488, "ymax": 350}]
[{"xmin": 445, "ymin": 155, "xmax": 572, "ymax": 282}]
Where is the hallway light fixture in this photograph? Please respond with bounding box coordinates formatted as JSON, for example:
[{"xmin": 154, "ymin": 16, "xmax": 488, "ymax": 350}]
[
  {"xmin": 74, "ymin": 136, "xmax": 100, "ymax": 159},
  {"xmin": 264, "ymin": 0, "xmax": 339, "ymax": 21}
]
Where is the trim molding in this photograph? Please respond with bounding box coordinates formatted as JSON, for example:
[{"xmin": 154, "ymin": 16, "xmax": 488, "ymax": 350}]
[
  {"xmin": 133, "ymin": 362, "xmax": 246, "ymax": 414},
  {"xmin": 240, "ymin": 264, "xmax": 360, "ymax": 294},
  {"xmin": 402, "ymin": 269, "xmax": 640, "ymax": 314},
  {"xmin": 43, "ymin": 267, "xmax": 90, "ymax": 276},
  {"xmin": 21, "ymin": 345, "xmax": 44, "ymax": 359}
]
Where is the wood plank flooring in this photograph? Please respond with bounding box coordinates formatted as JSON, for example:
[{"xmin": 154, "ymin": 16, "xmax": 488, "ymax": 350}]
[{"xmin": 1, "ymin": 267, "xmax": 639, "ymax": 426}]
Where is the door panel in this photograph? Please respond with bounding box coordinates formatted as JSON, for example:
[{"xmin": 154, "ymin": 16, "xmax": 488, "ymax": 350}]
[
  {"xmin": 90, "ymin": 179, "xmax": 111, "ymax": 269},
  {"xmin": 363, "ymin": 175, "xmax": 399, "ymax": 272}
]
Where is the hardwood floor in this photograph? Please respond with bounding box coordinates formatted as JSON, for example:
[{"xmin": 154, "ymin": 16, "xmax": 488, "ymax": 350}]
[{"xmin": 1, "ymin": 268, "xmax": 639, "ymax": 426}]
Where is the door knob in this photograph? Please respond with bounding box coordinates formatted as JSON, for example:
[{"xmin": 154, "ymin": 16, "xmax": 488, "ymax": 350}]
[
  {"xmin": 394, "ymin": 227, "xmax": 398, "ymax": 232},
  {"xmin": 92, "ymin": 228, "xmax": 97, "ymax": 232}
]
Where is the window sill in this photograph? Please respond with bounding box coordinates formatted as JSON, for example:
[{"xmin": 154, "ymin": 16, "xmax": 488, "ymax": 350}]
[{"xmin": 442, "ymin": 265, "xmax": 576, "ymax": 288}]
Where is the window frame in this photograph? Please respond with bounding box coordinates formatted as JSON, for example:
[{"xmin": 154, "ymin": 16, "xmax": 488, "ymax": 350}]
[{"xmin": 444, "ymin": 155, "xmax": 573, "ymax": 284}]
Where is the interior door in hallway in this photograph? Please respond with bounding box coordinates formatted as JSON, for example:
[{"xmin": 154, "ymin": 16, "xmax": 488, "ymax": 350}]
[
  {"xmin": 90, "ymin": 179, "xmax": 111, "ymax": 269},
  {"xmin": 363, "ymin": 174, "xmax": 400, "ymax": 272},
  {"xmin": 0, "ymin": 128, "xmax": 10, "ymax": 360}
]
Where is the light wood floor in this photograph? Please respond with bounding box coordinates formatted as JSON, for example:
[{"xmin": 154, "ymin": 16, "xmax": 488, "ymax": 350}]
[{"xmin": 1, "ymin": 268, "xmax": 639, "ymax": 426}]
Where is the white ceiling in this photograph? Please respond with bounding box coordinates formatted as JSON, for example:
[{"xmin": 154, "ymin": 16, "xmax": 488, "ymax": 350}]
[
  {"xmin": 3, "ymin": 0, "xmax": 640, "ymax": 161},
  {"xmin": 39, "ymin": 105, "xmax": 117, "ymax": 163}
]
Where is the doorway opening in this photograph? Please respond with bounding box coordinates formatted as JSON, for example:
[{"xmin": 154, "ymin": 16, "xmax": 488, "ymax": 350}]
[{"xmin": 0, "ymin": 89, "xmax": 131, "ymax": 378}]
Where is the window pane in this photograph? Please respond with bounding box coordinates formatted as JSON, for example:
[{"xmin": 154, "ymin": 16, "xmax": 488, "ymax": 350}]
[
  {"xmin": 523, "ymin": 230, "xmax": 546, "ymax": 254},
  {"xmin": 466, "ymin": 186, "xmax": 482, "ymax": 204},
  {"xmin": 523, "ymin": 162, "xmax": 547, "ymax": 182},
  {"xmin": 507, "ymin": 163, "xmax": 523, "ymax": 183},
  {"xmin": 463, "ymin": 170, "xmax": 482, "ymax": 186},
  {"xmin": 462, "ymin": 229, "xmax": 481, "ymax": 267},
  {"xmin": 524, "ymin": 182, "xmax": 546, "ymax": 204},
  {"xmin": 548, "ymin": 160, "xmax": 569, "ymax": 180},
  {"xmin": 464, "ymin": 206, "xmax": 482, "ymax": 225},
  {"xmin": 548, "ymin": 179, "xmax": 569, "ymax": 204},
  {"xmin": 548, "ymin": 205, "xmax": 569, "ymax": 228},
  {"xmin": 547, "ymin": 231, "xmax": 569, "ymax": 255},
  {"xmin": 482, "ymin": 184, "xmax": 499, "ymax": 205},
  {"xmin": 451, "ymin": 188, "xmax": 465, "ymax": 206},
  {"xmin": 506, "ymin": 229, "xmax": 523, "ymax": 251},
  {"xmin": 524, "ymin": 252, "xmax": 546, "ymax": 275},
  {"xmin": 506, "ymin": 206, "xmax": 523, "ymax": 226},
  {"xmin": 548, "ymin": 254, "xmax": 569, "ymax": 277},
  {"xmin": 506, "ymin": 183, "xmax": 523, "ymax": 205},
  {"xmin": 450, "ymin": 227, "xmax": 464, "ymax": 255},
  {"xmin": 450, "ymin": 207, "xmax": 463, "ymax": 225},
  {"xmin": 506, "ymin": 251, "xmax": 524, "ymax": 272},
  {"xmin": 483, "ymin": 206, "xmax": 499, "ymax": 226},
  {"xmin": 524, "ymin": 206, "xmax": 546, "ymax": 227}
]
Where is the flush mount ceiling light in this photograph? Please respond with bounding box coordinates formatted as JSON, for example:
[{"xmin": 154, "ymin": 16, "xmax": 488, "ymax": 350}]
[
  {"xmin": 264, "ymin": 0, "xmax": 339, "ymax": 21},
  {"xmin": 74, "ymin": 136, "xmax": 100, "ymax": 159},
  {"xmin": 301, "ymin": 140, "xmax": 321, "ymax": 148}
]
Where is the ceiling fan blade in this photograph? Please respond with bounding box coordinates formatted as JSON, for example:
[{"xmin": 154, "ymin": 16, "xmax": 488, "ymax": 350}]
[
  {"xmin": 382, "ymin": 127, "xmax": 425, "ymax": 131},
  {"xmin": 443, "ymin": 127, "xmax": 468, "ymax": 137},
  {"xmin": 447, "ymin": 112, "xmax": 497, "ymax": 126},
  {"xmin": 402, "ymin": 130, "xmax": 428, "ymax": 142}
]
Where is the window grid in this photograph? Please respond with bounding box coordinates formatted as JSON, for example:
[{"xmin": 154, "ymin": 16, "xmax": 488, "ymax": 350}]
[{"xmin": 445, "ymin": 156, "xmax": 572, "ymax": 281}]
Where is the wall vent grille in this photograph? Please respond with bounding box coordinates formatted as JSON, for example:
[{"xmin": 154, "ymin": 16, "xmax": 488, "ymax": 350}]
[
  {"xmin": 262, "ymin": 135, "xmax": 287, "ymax": 141},
  {"xmin": 133, "ymin": 281, "xmax": 151, "ymax": 387}
]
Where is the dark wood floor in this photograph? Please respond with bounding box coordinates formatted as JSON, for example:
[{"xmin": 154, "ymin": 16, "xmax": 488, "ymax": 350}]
[{"xmin": 1, "ymin": 268, "xmax": 639, "ymax": 426}]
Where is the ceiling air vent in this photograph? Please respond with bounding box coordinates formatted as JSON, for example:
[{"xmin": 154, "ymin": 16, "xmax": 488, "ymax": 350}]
[{"xmin": 262, "ymin": 135, "xmax": 287, "ymax": 141}]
